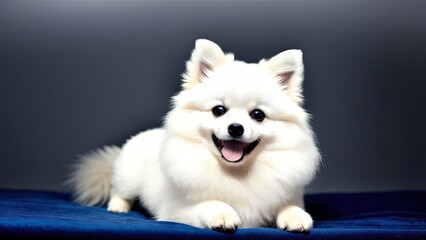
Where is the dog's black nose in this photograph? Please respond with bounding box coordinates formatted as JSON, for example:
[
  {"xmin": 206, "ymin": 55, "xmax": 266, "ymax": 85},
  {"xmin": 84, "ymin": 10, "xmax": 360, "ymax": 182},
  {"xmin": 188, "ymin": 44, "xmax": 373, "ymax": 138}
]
[{"xmin": 228, "ymin": 123, "xmax": 244, "ymax": 138}]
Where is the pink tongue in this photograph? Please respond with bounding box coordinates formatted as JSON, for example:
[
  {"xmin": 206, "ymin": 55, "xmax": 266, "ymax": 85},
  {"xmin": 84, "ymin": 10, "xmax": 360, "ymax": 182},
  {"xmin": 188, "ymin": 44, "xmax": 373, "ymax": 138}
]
[{"xmin": 221, "ymin": 141, "xmax": 245, "ymax": 162}]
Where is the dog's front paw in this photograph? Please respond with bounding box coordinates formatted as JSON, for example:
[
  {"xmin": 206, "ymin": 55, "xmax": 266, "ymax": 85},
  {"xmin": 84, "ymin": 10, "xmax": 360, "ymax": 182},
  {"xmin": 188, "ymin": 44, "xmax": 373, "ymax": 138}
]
[
  {"xmin": 198, "ymin": 201, "xmax": 241, "ymax": 233},
  {"xmin": 276, "ymin": 206, "xmax": 313, "ymax": 232},
  {"xmin": 208, "ymin": 210, "xmax": 241, "ymax": 233}
]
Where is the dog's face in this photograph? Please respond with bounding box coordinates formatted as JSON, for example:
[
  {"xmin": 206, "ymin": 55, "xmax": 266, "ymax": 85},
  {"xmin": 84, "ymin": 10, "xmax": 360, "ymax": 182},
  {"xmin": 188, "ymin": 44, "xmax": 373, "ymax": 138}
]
[{"xmin": 167, "ymin": 39, "xmax": 308, "ymax": 167}]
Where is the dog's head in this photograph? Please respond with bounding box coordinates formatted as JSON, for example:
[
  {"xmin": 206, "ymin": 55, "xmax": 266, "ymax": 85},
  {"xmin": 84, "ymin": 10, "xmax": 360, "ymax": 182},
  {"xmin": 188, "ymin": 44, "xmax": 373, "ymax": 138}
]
[{"xmin": 167, "ymin": 39, "xmax": 309, "ymax": 166}]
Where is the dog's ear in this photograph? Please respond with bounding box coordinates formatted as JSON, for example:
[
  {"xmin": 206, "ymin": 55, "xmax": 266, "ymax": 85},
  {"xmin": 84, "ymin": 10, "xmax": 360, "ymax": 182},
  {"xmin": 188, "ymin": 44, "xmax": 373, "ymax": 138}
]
[
  {"xmin": 182, "ymin": 39, "xmax": 231, "ymax": 89},
  {"xmin": 264, "ymin": 50, "xmax": 305, "ymax": 105}
]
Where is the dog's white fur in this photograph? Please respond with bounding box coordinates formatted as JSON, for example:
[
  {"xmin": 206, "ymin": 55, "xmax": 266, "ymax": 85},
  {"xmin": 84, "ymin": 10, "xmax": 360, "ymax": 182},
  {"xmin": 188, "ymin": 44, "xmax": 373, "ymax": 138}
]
[{"xmin": 67, "ymin": 39, "xmax": 320, "ymax": 232}]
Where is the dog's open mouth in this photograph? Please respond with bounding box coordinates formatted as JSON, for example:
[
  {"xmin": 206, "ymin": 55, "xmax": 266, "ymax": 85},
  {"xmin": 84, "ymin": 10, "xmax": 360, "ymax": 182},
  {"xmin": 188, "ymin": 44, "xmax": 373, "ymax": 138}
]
[{"xmin": 212, "ymin": 134, "xmax": 260, "ymax": 163}]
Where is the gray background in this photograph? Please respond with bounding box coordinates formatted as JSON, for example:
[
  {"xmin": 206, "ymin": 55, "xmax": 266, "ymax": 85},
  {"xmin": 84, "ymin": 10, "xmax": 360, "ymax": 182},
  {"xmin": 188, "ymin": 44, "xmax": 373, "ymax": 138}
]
[{"xmin": 1, "ymin": 0, "xmax": 425, "ymax": 193}]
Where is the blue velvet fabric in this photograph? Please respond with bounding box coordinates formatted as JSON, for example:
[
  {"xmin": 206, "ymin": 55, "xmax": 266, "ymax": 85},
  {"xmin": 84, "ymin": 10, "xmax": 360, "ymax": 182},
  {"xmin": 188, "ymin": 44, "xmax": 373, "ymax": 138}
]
[{"xmin": 0, "ymin": 189, "xmax": 425, "ymax": 239}]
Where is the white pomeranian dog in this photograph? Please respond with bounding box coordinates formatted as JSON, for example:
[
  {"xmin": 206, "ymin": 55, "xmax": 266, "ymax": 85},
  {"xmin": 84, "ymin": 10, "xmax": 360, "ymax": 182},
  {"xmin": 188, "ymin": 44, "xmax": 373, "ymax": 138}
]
[{"xmin": 67, "ymin": 39, "xmax": 320, "ymax": 233}]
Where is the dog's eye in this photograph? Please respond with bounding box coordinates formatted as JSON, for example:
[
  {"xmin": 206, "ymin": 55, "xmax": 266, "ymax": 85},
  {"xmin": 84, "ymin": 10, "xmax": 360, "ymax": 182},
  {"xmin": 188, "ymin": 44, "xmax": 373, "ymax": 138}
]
[
  {"xmin": 250, "ymin": 109, "xmax": 265, "ymax": 122},
  {"xmin": 212, "ymin": 105, "xmax": 227, "ymax": 117}
]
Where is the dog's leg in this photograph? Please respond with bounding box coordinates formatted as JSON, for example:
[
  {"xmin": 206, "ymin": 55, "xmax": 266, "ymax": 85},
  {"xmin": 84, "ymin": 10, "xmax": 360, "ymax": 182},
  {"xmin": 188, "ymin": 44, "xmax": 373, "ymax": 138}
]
[
  {"xmin": 169, "ymin": 200, "xmax": 241, "ymax": 232},
  {"xmin": 275, "ymin": 191, "xmax": 313, "ymax": 232},
  {"xmin": 276, "ymin": 205, "xmax": 313, "ymax": 232},
  {"xmin": 107, "ymin": 187, "xmax": 134, "ymax": 213}
]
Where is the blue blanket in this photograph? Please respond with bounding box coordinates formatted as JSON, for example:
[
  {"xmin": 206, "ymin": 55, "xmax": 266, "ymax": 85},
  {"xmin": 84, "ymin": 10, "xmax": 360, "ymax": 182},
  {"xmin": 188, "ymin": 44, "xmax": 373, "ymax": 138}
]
[{"xmin": 0, "ymin": 189, "xmax": 425, "ymax": 239}]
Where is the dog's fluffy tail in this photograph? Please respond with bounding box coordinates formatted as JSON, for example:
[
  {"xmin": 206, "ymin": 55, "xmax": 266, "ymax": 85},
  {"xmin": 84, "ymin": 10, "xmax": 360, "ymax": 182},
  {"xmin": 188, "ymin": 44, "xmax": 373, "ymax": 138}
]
[{"xmin": 66, "ymin": 146, "xmax": 121, "ymax": 206}]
